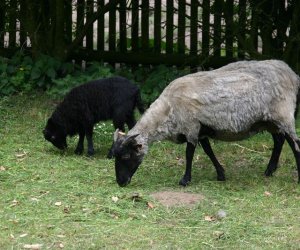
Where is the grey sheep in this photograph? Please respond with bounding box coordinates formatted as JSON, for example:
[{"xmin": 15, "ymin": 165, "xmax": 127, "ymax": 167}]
[{"xmin": 111, "ymin": 60, "xmax": 300, "ymax": 186}]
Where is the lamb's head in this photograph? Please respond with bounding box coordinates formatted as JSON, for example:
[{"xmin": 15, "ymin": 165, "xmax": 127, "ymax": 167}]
[
  {"xmin": 43, "ymin": 118, "xmax": 67, "ymax": 150},
  {"xmin": 111, "ymin": 130, "xmax": 145, "ymax": 187}
]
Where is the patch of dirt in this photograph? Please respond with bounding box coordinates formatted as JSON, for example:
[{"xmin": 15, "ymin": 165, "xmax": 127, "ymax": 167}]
[{"xmin": 150, "ymin": 191, "xmax": 204, "ymax": 208}]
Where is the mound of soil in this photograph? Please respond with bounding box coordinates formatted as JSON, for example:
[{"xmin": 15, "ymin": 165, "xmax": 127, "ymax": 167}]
[{"xmin": 150, "ymin": 191, "xmax": 204, "ymax": 208}]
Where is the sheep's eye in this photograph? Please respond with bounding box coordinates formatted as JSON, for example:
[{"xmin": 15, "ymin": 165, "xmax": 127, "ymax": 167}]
[{"xmin": 121, "ymin": 154, "xmax": 130, "ymax": 160}]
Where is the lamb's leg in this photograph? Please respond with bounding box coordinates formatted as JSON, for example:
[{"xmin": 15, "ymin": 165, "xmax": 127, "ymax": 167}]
[
  {"xmin": 75, "ymin": 130, "xmax": 85, "ymax": 155},
  {"xmin": 284, "ymin": 134, "xmax": 300, "ymax": 183},
  {"xmin": 85, "ymin": 126, "xmax": 95, "ymax": 156},
  {"xmin": 264, "ymin": 133, "xmax": 285, "ymax": 177},
  {"xmin": 126, "ymin": 113, "xmax": 136, "ymax": 129},
  {"xmin": 199, "ymin": 138, "xmax": 225, "ymax": 181},
  {"xmin": 179, "ymin": 142, "xmax": 196, "ymax": 186}
]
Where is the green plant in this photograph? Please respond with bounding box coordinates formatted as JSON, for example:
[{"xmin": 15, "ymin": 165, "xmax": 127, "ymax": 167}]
[
  {"xmin": 135, "ymin": 65, "xmax": 188, "ymax": 106},
  {"xmin": 0, "ymin": 52, "xmax": 75, "ymax": 96},
  {"xmin": 47, "ymin": 62, "xmax": 114, "ymax": 98}
]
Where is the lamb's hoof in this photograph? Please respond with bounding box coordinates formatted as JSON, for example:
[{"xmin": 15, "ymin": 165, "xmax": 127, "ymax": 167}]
[
  {"xmin": 87, "ymin": 150, "xmax": 95, "ymax": 157},
  {"xmin": 179, "ymin": 177, "xmax": 190, "ymax": 186},
  {"xmin": 74, "ymin": 149, "xmax": 83, "ymax": 155},
  {"xmin": 107, "ymin": 150, "xmax": 113, "ymax": 159},
  {"xmin": 217, "ymin": 175, "xmax": 226, "ymax": 181},
  {"xmin": 264, "ymin": 169, "xmax": 273, "ymax": 177}
]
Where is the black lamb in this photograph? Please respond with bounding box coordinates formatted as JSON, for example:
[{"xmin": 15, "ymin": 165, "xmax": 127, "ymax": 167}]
[{"xmin": 43, "ymin": 76, "xmax": 144, "ymax": 157}]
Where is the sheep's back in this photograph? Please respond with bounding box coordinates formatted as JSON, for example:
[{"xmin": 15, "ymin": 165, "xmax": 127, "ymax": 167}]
[{"xmin": 160, "ymin": 60, "xmax": 299, "ymax": 142}]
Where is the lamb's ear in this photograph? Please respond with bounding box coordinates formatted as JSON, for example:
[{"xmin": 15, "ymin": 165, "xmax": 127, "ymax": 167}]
[
  {"xmin": 122, "ymin": 134, "xmax": 139, "ymax": 147},
  {"xmin": 114, "ymin": 129, "xmax": 126, "ymax": 142}
]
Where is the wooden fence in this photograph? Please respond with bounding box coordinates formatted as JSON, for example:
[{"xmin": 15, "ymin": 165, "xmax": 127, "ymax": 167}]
[{"xmin": 0, "ymin": 0, "xmax": 294, "ymax": 69}]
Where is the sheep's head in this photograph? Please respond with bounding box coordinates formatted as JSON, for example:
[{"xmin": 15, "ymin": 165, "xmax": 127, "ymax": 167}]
[
  {"xmin": 43, "ymin": 118, "xmax": 67, "ymax": 150},
  {"xmin": 111, "ymin": 130, "xmax": 145, "ymax": 187}
]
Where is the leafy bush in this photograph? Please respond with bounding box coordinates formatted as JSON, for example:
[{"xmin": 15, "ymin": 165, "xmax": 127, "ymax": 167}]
[
  {"xmin": 134, "ymin": 65, "xmax": 189, "ymax": 106},
  {"xmin": 0, "ymin": 52, "xmax": 74, "ymax": 96},
  {"xmin": 0, "ymin": 52, "xmax": 189, "ymax": 107},
  {"xmin": 47, "ymin": 62, "xmax": 114, "ymax": 98}
]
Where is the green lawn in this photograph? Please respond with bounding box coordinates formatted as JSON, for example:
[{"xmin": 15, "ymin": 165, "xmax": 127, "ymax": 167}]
[{"xmin": 0, "ymin": 93, "xmax": 299, "ymax": 249}]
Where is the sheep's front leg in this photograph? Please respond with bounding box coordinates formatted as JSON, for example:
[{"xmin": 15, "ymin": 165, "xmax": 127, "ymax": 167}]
[
  {"xmin": 75, "ymin": 130, "xmax": 85, "ymax": 155},
  {"xmin": 179, "ymin": 142, "xmax": 196, "ymax": 186},
  {"xmin": 199, "ymin": 138, "xmax": 225, "ymax": 181},
  {"xmin": 85, "ymin": 126, "xmax": 95, "ymax": 156},
  {"xmin": 264, "ymin": 133, "xmax": 285, "ymax": 177}
]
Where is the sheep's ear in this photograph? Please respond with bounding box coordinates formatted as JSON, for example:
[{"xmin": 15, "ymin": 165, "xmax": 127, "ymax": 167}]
[
  {"xmin": 114, "ymin": 129, "xmax": 126, "ymax": 142},
  {"xmin": 122, "ymin": 134, "xmax": 139, "ymax": 147}
]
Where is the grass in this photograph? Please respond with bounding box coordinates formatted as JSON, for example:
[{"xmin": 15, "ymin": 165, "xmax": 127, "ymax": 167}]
[{"xmin": 0, "ymin": 93, "xmax": 300, "ymax": 249}]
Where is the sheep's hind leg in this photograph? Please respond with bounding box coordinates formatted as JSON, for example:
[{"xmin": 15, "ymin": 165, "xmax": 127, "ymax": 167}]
[
  {"xmin": 179, "ymin": 142, "xmax": 196, "ymax": 186},
  {"xmin": 75, "ymin": 130, "xmax": 85, "ymax": 155},
  {"xmin": 264, "ymin": 133, "xmax": 285, "ymax": 177},
  {"xmin": 284, "ymin": 134, "xmax": 300, "ymax": 183},
  {"xmin": 199, "ymin": 138, "xmax": 225, "ymax": 181}
]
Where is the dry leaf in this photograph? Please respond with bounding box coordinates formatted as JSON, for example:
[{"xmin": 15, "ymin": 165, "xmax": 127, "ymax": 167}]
[
  {"xmin": 147, "ymin": 202, "xmax": 155, "ymax": 209},
  {"xmin": 213, "ymin": 231, "xmax": 225, "ymax": 239},
  {"xmin": 204, "ymin": 215, "xmax": 216, "ymax": 222},
  {"xmin": 23, "ymin": 244, "xmax": 43, "ymax": 249},
  {"xmin": 0, "ymin": 166, "xmax": 6, "ymax": 171},
  {"xmin": 131, "ymin": 193, "xmax": 142, "ymax": 201},
  {"xmin": 264, "ymin": 191, "xmax": 272, "ymax": 196},
  {"xmin": 11, "ymin": 199, "xmax": 19, "ymax": 207},
  {"xmin": 112, "ymin": 196, "xmax": 119, "ymax": 202},
  {"xmin": 30, "ymin": 198, "xmax": 39, "ymax": 202},
  {"xmin": 54, "ymin": 201, "xmax": 62, "ymax": 206},
  {"xmin": 19, "ymin": 233, "xmax": 28, "ymax": 238},
  {"xmin": 10, "ymin": 234, "xmax": 15, "ymax": 239}
]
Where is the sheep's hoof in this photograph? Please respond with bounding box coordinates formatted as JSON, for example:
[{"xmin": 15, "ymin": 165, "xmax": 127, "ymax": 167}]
[
  {"xmin": 264, "ymin": 169, "xmax": 273, "ymax": 177},
  {"xmin": 107, "ymin": 150, "xmax": 113, "ymax": 159},
  {"xmin": 74, "ymin": 148, "xmax": 83, "ymax": 155},
  {"xmin": 217, "ymin": 175, "xmax": 226, "ymax": 181},
  {"xmin": 87, "ymin": 150, "xmax": 95, "ymax": 157},
  {"xmin": 179, "ymin": 177, "xmax": 190, "ymax": 186},
  {"xmin": 217, "ymin": 172, "xmax": 226, "ymax": 181}
]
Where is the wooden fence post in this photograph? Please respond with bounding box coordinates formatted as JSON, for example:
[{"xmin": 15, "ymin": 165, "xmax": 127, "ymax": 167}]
[
  {"xmin": 154, "ymin": 0, "xmax": 161, "ymax": 54},
  {"xmin": 166, "ymin": 0, "xmax": 174, "ymax": 54}
]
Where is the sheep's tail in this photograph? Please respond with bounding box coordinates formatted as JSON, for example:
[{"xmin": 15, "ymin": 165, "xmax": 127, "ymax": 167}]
[
  {"xmin": 135, "ymin": 89, "xmax": 145, "ymax": 114},
  {"xmin": 295, "ymin": 75, "xmax": 300, "ymax": 118}
]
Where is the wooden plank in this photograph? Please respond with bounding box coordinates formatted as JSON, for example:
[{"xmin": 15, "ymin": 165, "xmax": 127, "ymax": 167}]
[
  {"xmin": 225, "ymin": 0, "xmax": 233, "ymax": 58},
  {"xmin": 97, "ymin": 0, "xmax": 105, "ymax": 51},
  {"xmin": 141, "ymin": 0, "xmax": 149, "ymax": 51},
  {"xmin": 65, "ymin": 0, "xmax": 73, "ymax": 45},
  {"xmin": 19, "ymin": 0, "xmax": 27, "ymax": 48},
  {"xmin": 76, "ymin": 0, "xmax": 85, "ymax": 46},
  {"xmin": 72, "ymin": 49, "xmax": 236, "ymax": 68},
  {"xmin": 190, "ymin": 0, "xmax": 198, "ymax": 55},
  {"xmin": 202, "ymin": 0, "xmax": 209, "ymax": 57},
  {"xmin": 119, "ymin": 0, "xmax": 127, "ymax": 52},
  {"xmin": 166, "ymin": 0, "xmax": 173, "ymax": 54},
  {"xmin": 86, "ymin": 0, "xmax": 94, "ymax": 49},
  {"xmin": 177, "ymin": 0, "xmax": 185, "ymax": 54},
  {"xmin": 0, "ymin": 1, "xmax": 5, "ymax": 48},
  {"xmin": 250, "ymin": 1, "xmax": 258, "ymax": 52},
  {"xmin": 154, "ymin": 0, "xmax": 161, "ymax": 53},
  {"xmin": 131, "ymin": 0, "xmax": 139, "ymax": 52},
  {"xmin": 238, "ymin": 0, "xmax": 246, "ymax": 58},
  {"xmin": 8, "ymin": 0, "xmax": 17, "ymax": 47},
  {"xmin": 109, "ymin": 0, "xmax": 116, "ymax": 51},
  {"xmin": 213, "ymin": 0, "xmax": 222, "ymax": 57}
]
